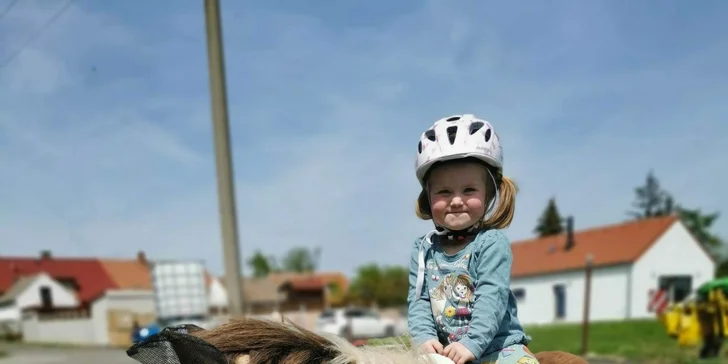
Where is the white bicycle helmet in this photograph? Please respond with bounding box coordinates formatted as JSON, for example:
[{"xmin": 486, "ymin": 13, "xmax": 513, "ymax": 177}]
[{"xmin": 415, "ymin": 114, "xmax": 503, "ymax": 186}]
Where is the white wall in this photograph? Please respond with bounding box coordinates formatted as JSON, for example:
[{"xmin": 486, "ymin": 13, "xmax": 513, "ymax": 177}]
[
  {"xmin": 511, "ymin": 264, "xmax": 631, "ymax": 325},
  {"xmin": 208, "ymin": 278, "xmax": 228, "ymax": 308},
  {"xmin": 22, "ymin": 289, "xmax": 155, "ymax": 346},
  {"xmin": 90, "ymin": 289, "xmax": 156, "ymax": 345},
  {"xmin": 21, "ymin": 312, "xmax": 95, "ymax": 345},
  {"xmin": 0, "ymin": 273, "xmax": 78, "ymax": 323},
  {"xmin": 630, "ymin": 221, "xmax": 715, "ymax": 318},
  {"xmin": 0, "ymin": 304, "xmax": 20, "ymax": 323}
]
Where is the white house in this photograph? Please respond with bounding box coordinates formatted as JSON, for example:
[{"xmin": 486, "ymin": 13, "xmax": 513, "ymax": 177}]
[
  {"xmin": 0, "ymin": 272, "xmax": 79, "ymax": 335},
  {"xmin": 509, "ymin": 215, "xmax": 715, "ymax": 325},
  {"xmin": 0, "ymin": 251, "xmax": 232, "ymax": 346},
  {"xmin": 21, "ymin": 289, "xmax": 157, "ymax": 346}
]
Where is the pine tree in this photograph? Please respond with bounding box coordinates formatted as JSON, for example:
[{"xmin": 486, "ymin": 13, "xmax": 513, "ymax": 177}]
[
  {"xmin": 534, "ymin": 198, "xmax": 564, "ymax": 237},
  {"xmin": 628, "ymin": 170, "xmax": 674, "ymax": 219}
]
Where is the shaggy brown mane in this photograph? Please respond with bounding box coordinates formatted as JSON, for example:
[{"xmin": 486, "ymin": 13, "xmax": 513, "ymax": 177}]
[
  {"xmin": 192, "ymin": 318, "xmax": 342, "ymax": 364},
  {"xmin": 185, "ymin": 317, "xmax": 588, "ymax": 364}
]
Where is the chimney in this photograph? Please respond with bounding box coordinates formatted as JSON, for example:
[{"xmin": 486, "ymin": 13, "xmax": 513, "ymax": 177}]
[
  {"xmin": 564, "ymin": 216, "xmax": 575, "ymax": 251},
  {"xmin": 40, "ymin": 250, "xmax": 52, "ymax": 260},
  {"xmin": 137, "ymin": 251, "xmax": 148, "ymax": 266}
]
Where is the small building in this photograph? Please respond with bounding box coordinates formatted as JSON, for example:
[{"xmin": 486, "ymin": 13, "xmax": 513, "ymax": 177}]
[
  {"xmin": 209, "ymin": 272, "xmax": 348, "ymax": 329},
  {"xmin": 278, "ymin": 276, "xmax": 329, "ymax": 312},
  {"xmin": 510, "ymin": 215, "xmax": 715, "ymax": 325},
  {"xmin": 0, "ymin": 251, "xmax": 222, "ymax": 346},
  {"xmin": 0, "ymin": 272, "xmax": 79, "ymax": 337},
  {"xmin": 0, "ymin": 254, "xmax": 118, "ymax": 312}
]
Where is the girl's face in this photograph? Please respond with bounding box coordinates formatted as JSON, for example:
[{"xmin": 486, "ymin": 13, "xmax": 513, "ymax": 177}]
[
  {"xmin": 427, "ymin": 162, "xmax": 488, "ymax": 231},
  {"xmin": 455, "ymin": 283, "xmax": 468, "ymax": 299}
]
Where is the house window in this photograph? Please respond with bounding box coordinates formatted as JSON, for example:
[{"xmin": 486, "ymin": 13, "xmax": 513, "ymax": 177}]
[
  {"xmin": 39, "ymin": 286, "xmax": 53, "ymax": 309},
  {"xmin": 553, "ymin": 284, "xmax": 566, "ymax": 320},
  {"xmin": 658, "ymin": 275, "xmax": 692, "ymax": 303},
  {"xmin": 511, "ymin": 288, "xmax": 526, "ymax": 303}
]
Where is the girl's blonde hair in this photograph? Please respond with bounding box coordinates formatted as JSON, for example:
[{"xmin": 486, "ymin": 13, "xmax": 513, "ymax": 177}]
[{"xmin": 415, "ymin": 159, "xmax": 518, "ymax": 230}]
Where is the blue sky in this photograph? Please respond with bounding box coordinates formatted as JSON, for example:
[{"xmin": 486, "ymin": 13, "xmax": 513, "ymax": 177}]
[{"xmin": 1, "ymin": 0, "xmax": 726, "ymax": 277}]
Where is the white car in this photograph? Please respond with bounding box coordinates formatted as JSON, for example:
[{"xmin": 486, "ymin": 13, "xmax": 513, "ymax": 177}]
[
  {"xmin": 315, "ymin": 307, "xmax": 398, "ymax": 339},
  {"xmin": 393, "ymin": 306, "xmax": 409, "ymax": 336}
]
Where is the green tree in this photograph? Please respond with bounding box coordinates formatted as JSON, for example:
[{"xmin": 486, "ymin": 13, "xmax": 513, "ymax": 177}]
[
  {"xmin": 677, "ymin": 207, "xmax": 724, "ymax": 256},
  {"xmin": 628, "ymin": 170, "xmax": 674, "ymax": 219},
  {"xmin": 378, "ymin": 266, "xmax": 409, "ymax": 307},
  {"xmin": 348, "ymin": 263, "xmax": 408, "ymax": 307},
  {"xmin": 348, "ymin": 264, "xmax": 381, "ymax": 305},
  {"xmin": 247, "ymin": 250, "xmax": 277, "ymax": 277},
  {"xmin": 281, "ymin": 247, "xmax": 317, "ymax": 273},
  {"xmin": 534, "ymin": 198, "xmax": 564, "ymax": 237},
  {"xmin": 715, "ymin": 259, "xmax": 728, "ymax": 278}
]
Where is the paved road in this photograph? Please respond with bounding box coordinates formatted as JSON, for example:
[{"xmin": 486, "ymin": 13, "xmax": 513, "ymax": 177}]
[{"xmin": 0, "ymin": 345, "xmax": 136, "ymax": 364}]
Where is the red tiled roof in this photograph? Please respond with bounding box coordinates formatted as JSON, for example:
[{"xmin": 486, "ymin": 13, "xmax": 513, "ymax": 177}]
[
  {"xmin": 511, "ymin": 216, "xmax": 679, "ymax": 278},
  {"xmin": 313, "ymin": 272, "xmax": 349, "ymax": 292},
  {"xmin": 0, "ymin": 257, "xmax": 118, "ymax": 304},
  {"xmin": 99, "ymin": 259, "xmax": 151, "ymax": 290}
]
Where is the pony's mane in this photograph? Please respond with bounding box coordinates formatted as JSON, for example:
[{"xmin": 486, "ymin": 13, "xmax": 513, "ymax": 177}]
[
  {"xmin": 182, "ymin": 317, "xmax": 588, "ymax": 364},
  {"xmin": 191, "ymin": 318, "xmax": 425, "ymax": 364}
]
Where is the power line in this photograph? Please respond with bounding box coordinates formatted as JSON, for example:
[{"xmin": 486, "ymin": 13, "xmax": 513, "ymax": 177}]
[
  {"xmin": 0, "ymin": 0, "xmax": 73, "ymax": 69},
  {"xmin": 0, "ymin": 0, "xmax": 21, "ymax": 23}
]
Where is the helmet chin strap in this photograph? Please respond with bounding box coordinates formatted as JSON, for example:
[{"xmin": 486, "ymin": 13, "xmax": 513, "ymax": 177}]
[{"xmin": 434, "ymin": 223, "xmax": 481, "ymax": 241}]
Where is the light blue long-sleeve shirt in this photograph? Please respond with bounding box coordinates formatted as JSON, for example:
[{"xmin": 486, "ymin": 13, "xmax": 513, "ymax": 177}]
[{"xmin": 407, "ymin": 228, "xmax": 531, "ymax": 359}]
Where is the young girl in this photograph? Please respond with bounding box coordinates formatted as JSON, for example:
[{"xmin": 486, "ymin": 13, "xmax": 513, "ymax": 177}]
[{"xmin": 408, "ymin": 114, "xmax": 538, "ymax": 364}]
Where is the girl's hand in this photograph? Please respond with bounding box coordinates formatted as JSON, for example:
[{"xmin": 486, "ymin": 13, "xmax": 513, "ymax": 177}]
[
  {"xmin": 419, "ymin": 339, "xmax": 444, "ymax": 354},
  {"xmin": 443, "ymin": 342, "xmax": 475, "ymax": 364}
]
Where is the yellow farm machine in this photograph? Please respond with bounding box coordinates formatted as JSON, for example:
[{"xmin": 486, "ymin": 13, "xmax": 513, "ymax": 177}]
[{"xmin": 660, "ymin": 277, "xmax": 728, "ymax": 359}]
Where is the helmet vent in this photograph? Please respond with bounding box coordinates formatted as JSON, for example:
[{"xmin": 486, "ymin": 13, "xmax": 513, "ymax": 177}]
[
  {"xmin": 446, "ymin": 116, "xmax": 461, "ymax": 122},
  {"xmin": 484, "ymin": 128, "xmax": 492, "ymax": 142},
  {"xmin": 417, "ymin": 141, "xmax": 423, "ymax": 154},
  {"xmin": 469, "ymin": 121, "xmax": 484, "ymax": 135},
  {"xmin": 446, "ymin": 126, "xmax": 458, "ymax": 145},
  {"xmin": 424, "ymin": 129, "xmax": 436, "ymax": 141}
]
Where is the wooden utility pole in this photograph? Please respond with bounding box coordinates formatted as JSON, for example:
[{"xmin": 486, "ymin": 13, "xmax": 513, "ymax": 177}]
[
  {"xmin": 203, "ymin": 0, "xmax": 245, "ymax": 317},
  {"xmin": 581, "ymin": 253, "xmax": 594, "ymax": 356}
]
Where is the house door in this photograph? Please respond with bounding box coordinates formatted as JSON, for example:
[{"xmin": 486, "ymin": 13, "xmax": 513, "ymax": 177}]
[{"xmin": 553, "ymin": 284, "xmax": 566, "ymax": 320}]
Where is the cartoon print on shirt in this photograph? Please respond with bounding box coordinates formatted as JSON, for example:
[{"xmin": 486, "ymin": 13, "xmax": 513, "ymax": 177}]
[
  {"xmin": 433, "ymin": 272, "xmax": 476, "ymax": 343},
  {"xmin": 451, "ymin": 274, "xmax": 475, "ymax": 318},
  {"xmin": 438, "ymin": 273, "xmax": 476, "ymax": 343},
  {"xmin": 429, "ymin": 273, "xmax": 454, "ymax": 326},
  {"xmin": 426, "ymin": 259, "xmax": 438, "ymax": 271}
]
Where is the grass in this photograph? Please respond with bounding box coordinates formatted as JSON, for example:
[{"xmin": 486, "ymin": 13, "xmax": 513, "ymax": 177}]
[
  {"xmin": 525, "ymin": 320, "xmax": 702, "ymax": 363},
  {"xmin": 368, "ymin": 319, "xmax": 725, "ymax": 364}
]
